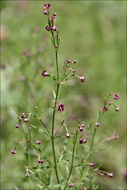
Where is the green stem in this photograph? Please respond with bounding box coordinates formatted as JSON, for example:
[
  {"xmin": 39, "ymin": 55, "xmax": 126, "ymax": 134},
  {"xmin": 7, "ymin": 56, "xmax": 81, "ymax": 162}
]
[
  {"xmin": 90, "ymin": 127, "xmax": 97, "ymax": 151},
  {"xmin": 90, "ymin": 111, "xmax": 105, "ymax": 151},
  {"xmin": 56, "ymin": 51, "xmax": 59, "ymax": 80},
  {"xmin": 64, "ymin": 130, "xmax": 78, "ymax": 190},
  {"xmin": 51, "ymin": 51, "xmax": 60, "ymax": 187}
]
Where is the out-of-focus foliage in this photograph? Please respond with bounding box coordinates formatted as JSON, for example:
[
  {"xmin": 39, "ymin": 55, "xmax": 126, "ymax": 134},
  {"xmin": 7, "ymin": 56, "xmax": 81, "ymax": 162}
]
[{"xmin": 1, "ymin": 1, "xmax": 126, "ymax": 189}]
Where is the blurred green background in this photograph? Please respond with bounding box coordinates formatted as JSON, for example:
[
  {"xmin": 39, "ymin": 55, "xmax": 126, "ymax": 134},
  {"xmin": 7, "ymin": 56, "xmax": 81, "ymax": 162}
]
[{"xmin": 1, "ymin": 0, "xmax": 126, "ymax": 189}]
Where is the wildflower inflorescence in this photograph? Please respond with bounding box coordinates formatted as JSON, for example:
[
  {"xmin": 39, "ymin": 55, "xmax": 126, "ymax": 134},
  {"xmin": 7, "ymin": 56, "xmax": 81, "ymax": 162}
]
[{"xmin": 11, "ymin": 3, "xmax": 120, "ymax": 190}]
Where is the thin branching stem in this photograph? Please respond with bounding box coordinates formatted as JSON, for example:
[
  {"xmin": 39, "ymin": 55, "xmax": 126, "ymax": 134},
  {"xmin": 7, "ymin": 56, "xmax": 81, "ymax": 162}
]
[
  {"xmin": 64, "ymin": 130, "xmax": 78, "ymax": 190},
  {"xmin": 51, "ymin": 47, "xmax": 60, "ymax": 187}
]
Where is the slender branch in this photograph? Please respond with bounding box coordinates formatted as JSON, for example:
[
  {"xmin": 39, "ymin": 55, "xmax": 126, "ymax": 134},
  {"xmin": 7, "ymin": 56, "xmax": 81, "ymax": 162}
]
[
  {"xmin": 90, "ymin": 111, "xmax": 105, "ymax": 151},
  {"xmin": 51, "ymin": 50, "xmax": 60, "ymax": 187},
  {"xmin": 90, "ymin": 127, "xmax": 97, "ymax": 151},
  {"xmin": 64, "ymin": 130, "xmax": 78, "ymax": 190}
]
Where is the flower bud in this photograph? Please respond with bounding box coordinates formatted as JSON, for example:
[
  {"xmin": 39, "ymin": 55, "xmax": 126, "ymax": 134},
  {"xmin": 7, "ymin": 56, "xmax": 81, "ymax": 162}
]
[
  {"xmin": 11, "ymin": 149, "xmax": 16, "ymax": 154},
  {"xmin": 115, "ymin": 107, "xmax": 119, "ymax": 112},
  {"xmin": 108, "ymin": 173, "xmax": 114, "ymax": 178},
  {"xmin": 38, "ymin": 158, "xmax": 44, "ymax": 164},
  {"xmin": 80, "ymin": 76, "xmax": 85, "ymax": 82},
  {"xmin": 66, "ymin": 133, "xmax": 70, "ymax": 138},
  {"xmin": 45, "ymin": 26, "xmax": 51, "ymax": 31},
  {"xmin": 89, "ymin": 162, "xmax": 95, "ymax": 167},
  {"xmin": 43, "ymin": 10, "xmax": 48, "ymax": 15},
  {"xmin": 103, "ymin": 106, "xmax": 108, "ymax": 112},
  {"xmin": 36, "ymin": 140, "xmax": 41, "ymax": 145}
]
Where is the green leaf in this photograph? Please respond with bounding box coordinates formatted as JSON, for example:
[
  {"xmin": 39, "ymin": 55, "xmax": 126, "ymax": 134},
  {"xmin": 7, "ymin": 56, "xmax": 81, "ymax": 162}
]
[
  {"xmin": 32, "ymin": 143, "xmax": 42, "ymax": 153},
  {"xmin": 52, "ymin": 90, "xmax": 56, "ymax": 99},
  {"xmin": 31, "ymin": 124, "xmax": 37, "ymax": 129}
]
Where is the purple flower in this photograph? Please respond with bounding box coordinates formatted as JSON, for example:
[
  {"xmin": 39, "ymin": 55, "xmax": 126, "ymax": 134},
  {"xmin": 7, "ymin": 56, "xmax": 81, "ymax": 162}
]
[
  {"xmin": 80, "ymin": 76, "xmax": 85, "ymax": 82},
  {"xmin": 42, "ymin": 70, "xmax": 48, "ymax": 77},
  {"xmin": 95, "ymin": 122, "xmax": 100, "ymax": 127},
  {"xmin": 112, "ymin": 134, "xmax": 119, "ymax": 140},
  {"xmin": 108, "ymin": 172, "xmax": 114, "ymax": 178},
  {"xmin": 43, "ymin": 10, "xmax": 48, "ymax": 15},
  {"xmin": 34, "ymin": 106, "xmax": 38, "ymax": 110},
  {"xmin": 103, "ymin": 106, "xmax": 108, "ymax": 112},
  {"xmin": 114, "ymin": 93, "xmax": 120, "ymax": 101},
  {"xmin": 53, "ymin": 12, "xmax": 57, "ymax": 16},
  {"xmin": 66, "ymin": 59, "xmax": 71, "ymax": 63},
  {"xmin": 79, "ymin": 139, "xmax": 87, "ymax": 144},
  {"xmin": 108, "ymin": 101, "xmax": 112, "ymax": 105},
  {"xmin": 89, "ymin": 162, "xmax": 95, "ymax": 167},
  {"xmin": 36, "ymin": 140, "xmax": 41, "ymax": 145},
  {"xmin": 73, "ymin": 60, "xmax": 78, "ymax": 64},
  {"xmin": 50, "ymin": 15, "xmax": 55, "ymax": 21},
  {"xmin": 45, "ymin": 26, "xmax": 51, "ymax": 31},
  {"xmin": 44, "ymin": 3, "xmax": 50, "ymax": 9},
  {"xmin": 115, "ymin": 107, "xmax": 119, "ymax": 112},
  {"xmin": 72, "ymin": 69, "xmax": 76, "ymax": 73},
  {"xmin": 16, "ymin": 123, "xmax": 19, "ymax": 128},
  {"xmin": 11, "ymin": 149, "xmax": 16, "ymax": 154},
  {"xmin": 25, "ymin": 173, "xmax": 30, "ymax": 178},
  {"xmin": 20, "ymin": 113, "xmax": 26, "ymax": 118},
  {"xmin": 24, "ymin": 118, "xmax": 29, "ymax": 122},
  {"xmin": 66, "ymin": 133, "xmax": 70, "ymax": 138},
  {"xmin": 58, "ymin": 104, "xmax": 64, "ymax": 112},
  {"xmin": 52, "ymin": 25, "xmax": 57, "ymax": 31},
  {"xmin": 68, "ymin": 183, "xmax": 74, "ymax": 188},
  {"xmin": 79, "ymin": 126, "xmax": 83, "ymax": 131},
  {"xmin": 38, "ymin": 158, "xmax": 44, "ymax": 164}
]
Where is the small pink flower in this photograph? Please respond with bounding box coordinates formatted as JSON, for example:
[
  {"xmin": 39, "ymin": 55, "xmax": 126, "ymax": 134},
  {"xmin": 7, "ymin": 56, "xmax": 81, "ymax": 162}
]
[
  {"xmin": 89, "ymin": 162, "xmax": 95, "ymax": 167},
  {"xmin": 66, "ymin": 59, "xmax": 71, "ymax": 63},
  {"xmin": 112, "ymin": 134, "xmax": 119, "ymax": 140},
  {"xmin": 53, "ymin": 12, "xmax": 57, "ymax": 16},
  {"xmin": 25, "ymin": 173, "xmax": 30, "ymax": 178},
  {"xmin": 44, "ymin": 3, "xmax": 50, "ymax": 9},
  {"xmin": 108, "ymin": 172, "xmax": 114, "ymax": 178},
  {"xmin": 50, "ymin": 15, "xmax": 55, "ymax": 21},
  {"xmin": 16, "ymin": 123, "xmax": 19, "ymax": 128},
  {"xmin": 43, "ymin": 10, "xmax": 48, "ymax": 15},
  {"xmin": 20, "ymin": 113, "xmax": 26, "ymax": 118},
  {"xmin": 38, "ymin": 158, "xmax": 44, "ymax": 164},
  {"xmin": 68, "ymin": 183, "xmax": 74, "ymax": 188},
  {"xmin": 45, "ymin": 26, "xmax": 51, "ymax": 31},
  {"xmin": 58, "ymin": 104, "xmax": 64, "ymax": 112},
  {"xmin": 24, "ymin": 118, "xmax": 29, "ymax": 122},
  {"xmin": 80, "ymin": 76, "xmax": 85, "ymax": 82},
  {"xmin": 115, "ymin": 107, "xmax": 119, "ymax": 112},
  {"xmin": 108, "ymin": 101, "xmax": 112, "ymax": 105},
  {"xmin": 66, "ymin": 133, "xmax": 70, "ymax": 138},
  {"xmin": 72, "ymin": 69, "xmax": 76, "ymax": 73},
  {"xmin": 34, "ymin": 106, "xmax": 38, "ymax": 110},
  {"xmin": 36, "ymin": 140, "xmax": 41, "ymax": 145},
  {"xmin": 81, "ymin": 123, "xmax": 85, "ymax": 127},
  {"xmin": 103, "ymin": 106, "xmax": 108, "ymax": 112},
  {"xmin": 73, "ymin": 60, "xmax": 78, "ymax": 64},
  {"xmin": 79, "ymin": 126, "xmax": 83, "ymax": 131},
  {"xmin": 95, "ymin": 122, "xmax": 100, "ymax": 127},
  {"xmin": 52, "ymin": 25, "xmax": 57, "ymax": 31},
  {"xmin": 11, "ymin": 149, "xmax": 16, "ymax": 154},
  {"xmin": 42, "ymin": 70, "xmax": 48, "ymax": 77},
  {"xmin": 79, "ymin": 139, "xmax": 87, "ymax": 144},
  {"xmin": 114, "ymin": 93, "xmax": 120, "ymax": 101},
  {"xmin": 84, "ymin": 187, "xmax": 87, "ymax": 190}
]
